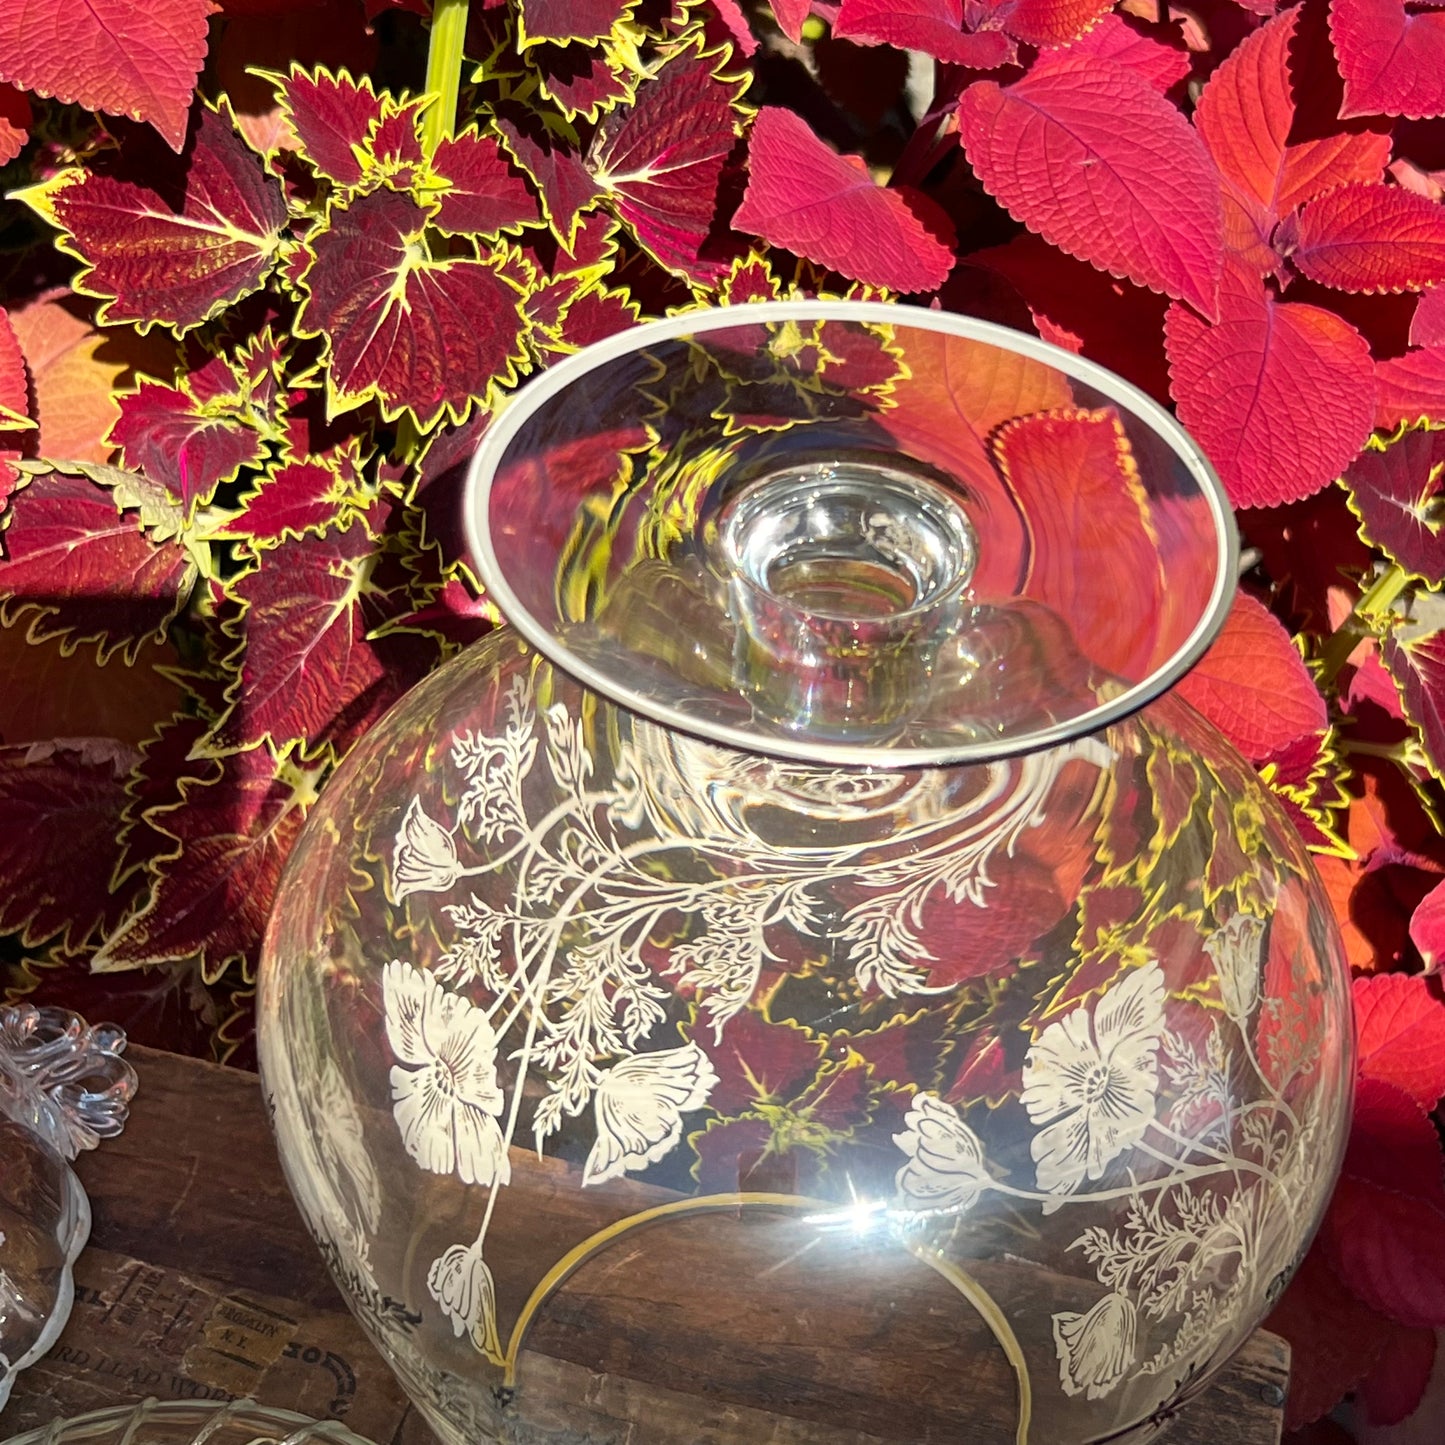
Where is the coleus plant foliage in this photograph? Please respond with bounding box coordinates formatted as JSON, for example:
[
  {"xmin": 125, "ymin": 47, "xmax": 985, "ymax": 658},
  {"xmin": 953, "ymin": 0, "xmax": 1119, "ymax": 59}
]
[{"xmin": 3, "ymin": 0, "xmax": 1445, "ymax": 1434}]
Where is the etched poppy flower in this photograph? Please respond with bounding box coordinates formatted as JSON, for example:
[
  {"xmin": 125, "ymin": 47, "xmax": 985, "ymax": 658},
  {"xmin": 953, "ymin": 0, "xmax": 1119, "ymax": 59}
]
[
  {"xmin": 1020, "ymin": 961, "xmax": 1166, "ymax": 1199},
  {"xmin": 892, "ymin": 1091, "xmax": 992, "ymax": 1213},
  {"xmin": 383, "ymin": 960, "xmax": 511, "ymax": 1188},
  {"xmin": 392, "ymin": 796, "xmax": 461, "ymax": 901},
  {"xmin": 583, "ymin": 1042, "xmax": 717, "ymax": 1185},
  {"xmin": 427, "ymin": 1237, "xmax": 503, "ymax": 1360},
  {"xmin": 1052, "ymin": 1292, "xmax": 1138, "ymax": 1399}
]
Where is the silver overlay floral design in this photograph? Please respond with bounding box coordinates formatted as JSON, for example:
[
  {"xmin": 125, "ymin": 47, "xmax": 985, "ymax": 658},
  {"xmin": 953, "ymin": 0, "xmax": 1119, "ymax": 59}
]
[
  {"xmin": 583, "ymin": 1042, "xmax": 718, "ymax": 1185},
  {"xmin": 1052, "ymin": 1293, "xmax": 1138, "ymax": 1399},
  {"xmin": 1020, "ymin": 962, "xmax": 1166, "ymax": 1200},
  {"xmin": 893, "ymin": 1092, "xmax": 991, "ymax": 1214},
  {"xmin": 378, "ymin": 680, "xmax": 1109, "ymax": 1370},
  {"xmin": 1205, "ymin": 913, "xmax": 1266, "ymax": 1023},
  {"xmin": 383, "ymin": 961, "xmax": 510, "ymax": 1188}
]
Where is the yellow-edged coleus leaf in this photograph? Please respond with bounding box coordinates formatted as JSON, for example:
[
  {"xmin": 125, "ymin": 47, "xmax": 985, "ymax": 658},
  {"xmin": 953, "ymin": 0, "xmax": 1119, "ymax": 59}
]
[
  {"xmin": 14, "ymin": 100, "xmax": 288, "ymax": 334},
  {"xmin": 212, "ymin": 436, "xmax": 374, "ymax": 547},
  {"xmin": 110, "ymin": 328, "xmax": 287, "ymax": 518},
  {"xmin": 518, "ymin": 0, "xmax": 640, "ymax": 47},
  {"xmin": 496, "ymin": 107, "xmax": 606, "ymax": 248},
  {"xmin": 586, "ymin": 37, "xmax": 748, "ymax": 283},
  {"xmin": 293, "ymin": 186, "xmax": 533, "ymax": 429},
  {"xmin": 91, "ymin": 744, "xmax": 328, "ymax": 982},
  {"xmin": 0, "ymin": 740, "xmax": 138, "ymax": 951},
  {"xmin": 201, "ymin": 501, "xmax": 436, "ymax": 757},
  {"xmin": 425, "ymin": 125, "xmax": 543, "ymax": 237},
  {"xmin": 536, "ymin": 285, "xmax": 644, "ymax": 363},
  {"xmin": 0, "ymin": 461, "xmax": 200, "ymax": 663},
  {"xmin": 267, "ymin": 65, "xmax": 388, "ymax": 187}
]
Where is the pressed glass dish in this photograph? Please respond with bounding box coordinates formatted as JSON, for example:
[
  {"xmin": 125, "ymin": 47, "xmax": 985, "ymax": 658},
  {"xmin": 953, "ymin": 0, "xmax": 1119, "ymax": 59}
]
[
  {"xmin": 0, "ymin": 1399, "xmax": 375, "ymax": 1445},
  {"xmin": 259, "ymin": 302, "xmax": 1353, "ymax": 1444}
]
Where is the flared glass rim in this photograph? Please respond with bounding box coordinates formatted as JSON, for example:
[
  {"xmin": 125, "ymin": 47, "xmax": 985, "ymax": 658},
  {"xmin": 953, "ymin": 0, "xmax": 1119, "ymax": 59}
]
[{"xmin": 464, "ymin": 300, "xmax": 1238, "ymax": 767}]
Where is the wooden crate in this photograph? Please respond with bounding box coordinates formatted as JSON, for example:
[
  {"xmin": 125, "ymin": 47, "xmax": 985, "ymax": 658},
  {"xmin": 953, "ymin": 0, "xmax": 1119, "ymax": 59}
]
[{"xmin": 0, "ymin": 1046, "xmax": 1290, "ymax": 1444}]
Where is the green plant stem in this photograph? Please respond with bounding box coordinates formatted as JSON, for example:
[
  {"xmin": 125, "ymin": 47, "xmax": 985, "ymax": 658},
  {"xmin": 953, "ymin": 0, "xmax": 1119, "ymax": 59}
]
[
  {"xmin": 1317, "ymin": 562, "xmax": 1409, "ymax": 685},
  {"xmin": 423, "ymin": 0, "xmax": 471, "ymax": 156}
]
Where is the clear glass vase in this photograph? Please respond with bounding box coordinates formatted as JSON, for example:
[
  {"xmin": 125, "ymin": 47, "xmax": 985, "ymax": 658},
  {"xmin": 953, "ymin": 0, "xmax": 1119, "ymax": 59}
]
[{"xmin": 258, "ymin": 303, "xmax": 1353, "ymax": 1444}]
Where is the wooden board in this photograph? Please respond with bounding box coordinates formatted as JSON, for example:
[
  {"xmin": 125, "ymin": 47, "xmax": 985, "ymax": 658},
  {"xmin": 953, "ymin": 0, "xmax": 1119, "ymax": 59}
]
[{"xmin": 0, "ymin": 1046, "xmax": 1290, "ymax": 1444}]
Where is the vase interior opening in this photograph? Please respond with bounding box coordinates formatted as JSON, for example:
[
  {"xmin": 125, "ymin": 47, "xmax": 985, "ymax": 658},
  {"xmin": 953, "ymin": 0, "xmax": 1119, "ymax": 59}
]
[{"xmin": 465, "ymin": 301, "xmax": 1236, "ymax": 765}]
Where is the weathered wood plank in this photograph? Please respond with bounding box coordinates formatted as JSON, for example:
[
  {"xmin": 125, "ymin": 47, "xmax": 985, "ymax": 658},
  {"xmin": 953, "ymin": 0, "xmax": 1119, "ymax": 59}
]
[{"xmin": 0, "ymin": 1046, "xmax": 1288, "ymax": 1445}]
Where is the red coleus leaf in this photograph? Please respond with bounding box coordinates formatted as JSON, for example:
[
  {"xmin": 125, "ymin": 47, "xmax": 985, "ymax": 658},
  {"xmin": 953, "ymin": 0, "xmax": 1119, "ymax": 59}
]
[
  {"xmin": 1356, "ymin": 1324, "xmax": 1438, "ymax": 1426},
  {"xmin": 1376, "ymin": 346, "xmax": 1445, "ymax": 429},
  {"xmin": 93, "ymin": 747, "xmax": 322, "ymax": 979},
  {"xmin": 1354, "ymin": 972, "xmax": 1445, "ymax": 1109},
  {"xmin": 0, "ymin": 742, "xmax": 133, "ymax": 950},
  {"xmin": 1331, "ymin": 0, "xmax": 1445, "ymax": 121},
  {"xmin": 587, "ymin": 46, "xmax": 742, "ymax": 283},
  {"xmin": 0, "ymin": 0, "xmax": 214, "ymax": 152},
  {"xmin": 1411, "ymin": 877, "xmax": 1445, "ymax": 970},
  {"xmin": 295, "ymin": 187, "xmax": 529, "ymax": 428},
  {"xmin": 772, "ymin": 0, "xmax": 814, "ymax": 42},
  {"xmin": 0, "ymin": 83, "xmax": 31, "ymax": 166},
  {"xmin": 1174, "ymin": 590, "xmax": 1326, "ymax": 759},
  {"xmin": 1413, "ymin": 288, "xmax": 1445, "ymax": 346},
  {"xmin": 1267, "ymin": 1246, "xmax": 1394, "ymax": 1429},
  {"xmin": 1191, "ymin": 9, "xmax": 1386, "ymax": 277},
  {"xmin": 981, "ymin": 0, "xmax": 1116, "ymax": 47},
  {"xmin": 1282, "ymin": 184, "xmax": 1445, "ymax": 294},
  {"xmin": 518, "ymin": 0, "xmax": 633, "ymax": 45},
  {"xmin": 0, "ymin": 307, "xmax": 30, "ymax": 429},
  {"xmin": 1322, "ymin": 1077, "xmax": 1445, "ymax": 1327},
  {"xmin": 0, "ymin": 466, "xmax": 197, "ymax": 663},
  {"xmin": 18, "ymin": 103, "xmax": 288, "ymax": 333},
  {"xmin": 429, "ymin": 127, "xmax": 541, "ymax": 237},
  {"xmin": 733, "ymin": 106, "xmax": 955, "ymax": 292},
  {"xmin": 206, "ymin": 512, "xmax": 388, "ymax": 752},
  {"xmin": 221, "ymin": 447, "xmax": 367, "ymax": 546},
  {"xmin": 496, "ymin": 110, "xmax": 603, "ymax": 247},
  {"xmin": 1164, "ymin": 270, "xmax": 1375, "ymax": 508},
  {"xmin": 957, "ymin": 57, "xmax": 1223, "ymax": 316},
  {"xmin": 111, "ymin": 346, "xmax": 279, "ymax": 517},
  {"xmin": 1383, "ymin": 626, "xmax": 1445, "ymax": 781},
  {"xmin": 273, "ymin": 66, "xmax": 385, "ymax": 187},
  {"xmin": 1056, "ymin": 14, "xmax": 1190, "ymax": 90},
  {"xmin": 992, "ymin": 407, "xmax": 1170, "ymax": 679},
  {"xmin": 832, "ymin": 0, "xmax": 1017, "ymax": 68},
  {"xmin": 1342, "ymin": 426, "xmax": 1445, "ymax": 585}
]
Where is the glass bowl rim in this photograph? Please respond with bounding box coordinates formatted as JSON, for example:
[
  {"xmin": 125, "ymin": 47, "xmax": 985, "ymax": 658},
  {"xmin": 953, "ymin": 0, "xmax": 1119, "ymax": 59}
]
[{"xmin": 463, "ymin": 299, "xmax": 1238, "ymax": 767}]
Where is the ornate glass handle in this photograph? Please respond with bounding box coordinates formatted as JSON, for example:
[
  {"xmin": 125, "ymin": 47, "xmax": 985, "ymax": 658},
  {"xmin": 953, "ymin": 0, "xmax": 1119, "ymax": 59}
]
[{"xmin": 0, "ymin": 1004, "xmax": 137, "ymax": 1160}]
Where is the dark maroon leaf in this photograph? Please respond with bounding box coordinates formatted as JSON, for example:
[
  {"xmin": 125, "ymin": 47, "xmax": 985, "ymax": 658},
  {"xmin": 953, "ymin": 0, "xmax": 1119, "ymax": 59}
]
[
  {"xmin": 519, "ymin": 0, "xmax": 631, "ymax": 44},
  {"xmin": 430, "ymin": 127, "xmax": 541, "ymax": 236},
  {"xmin": 1342, "ymin": 427, "xmax": 1445, "ymax": 584},
  {"xmin": 1383, "ymin": 625, "xmax": 1445, "ymax": 780},
  {"xmin": 496, "ymin": 109, "xmax": 605, "ymax": 245},
  {"xmin": 0, "ymin": 741, "xmax": 136, "ymax": 949},
  {"xmin": 295, "ymin": 187, "xmax": 531, "ymax": 427},
  {"xmin": 93, "ymin": 745, "xmax": 323, "ymax": 980},
  {"xmin": 0, "ymin": 466, "xmax": 198, "ymax": 662}
]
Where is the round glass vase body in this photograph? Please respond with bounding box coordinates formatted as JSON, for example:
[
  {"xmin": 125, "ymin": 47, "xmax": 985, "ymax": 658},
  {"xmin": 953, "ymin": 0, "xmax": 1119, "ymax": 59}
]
[{"xmin": 257, "ymin": 304, "xmax": 1352, "ymax": 1445}]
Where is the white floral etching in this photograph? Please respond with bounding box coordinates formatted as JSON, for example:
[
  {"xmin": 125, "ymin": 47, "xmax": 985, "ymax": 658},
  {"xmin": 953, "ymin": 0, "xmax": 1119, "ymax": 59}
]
[
  {"xmin": 427, "ymin": 1237, "xmax": 503, "ymax": 1360},
  {"xmin": 1204, "ymin": 912, "xmax": 1265, "ymax": 1023},
  {"xmin": 882, "ymin": 957, "xmax": 1321, "ymax": 1405},
  {"xmin": 1020, "ymin": 962, "xmax": 1166, "ymax": 1201},
  {"xmin": 583, "ymin": 1042, "xmax": 718, "ymax": 1185},
  {"xmin": 372, "ymin": 674, "xmax": 1325, "ymax": 1413},
  {"xmin": 1053, "ymin": 1292, "xmax": 1138, "ymax": 1399},
  {"xmin": 379, "ymin": 676, "xmax": 1104, "ymax": 1364},
  {"xmin": 893, "ymin": 1092, "xmax": 991, "ymax": 1214},
  {"xmin": 393, "ymin": 797, "xmax": 461, "ymax": 901},
  {"xmin": 383, "ymin": 960, "xmax": 511, "ymax": 1188}
]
